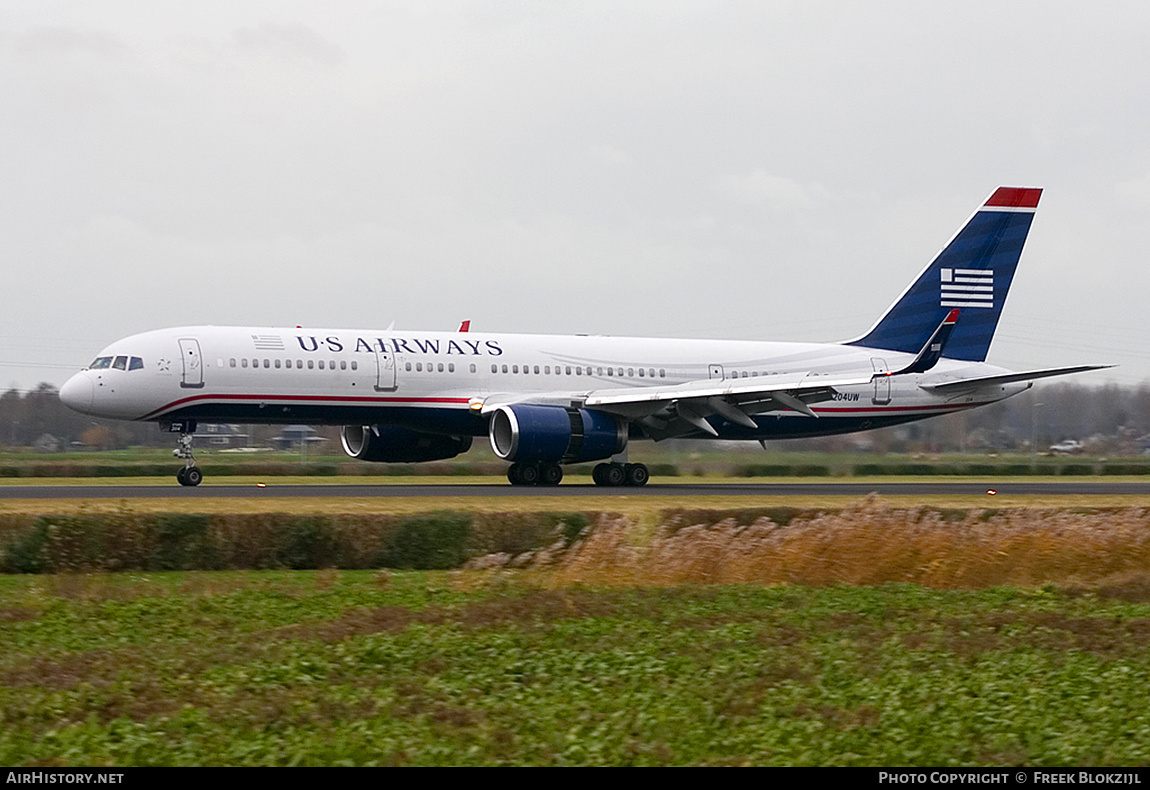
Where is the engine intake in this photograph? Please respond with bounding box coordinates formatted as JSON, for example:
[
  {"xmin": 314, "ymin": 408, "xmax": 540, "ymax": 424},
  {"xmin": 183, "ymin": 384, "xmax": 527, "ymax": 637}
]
[
  {"xmin": 488, "ymin": 404, "xmax": 626, "ymax": 463},
  {"xmin": 341, "ymin": 425, "xmax": 472, "ymax": 463}
]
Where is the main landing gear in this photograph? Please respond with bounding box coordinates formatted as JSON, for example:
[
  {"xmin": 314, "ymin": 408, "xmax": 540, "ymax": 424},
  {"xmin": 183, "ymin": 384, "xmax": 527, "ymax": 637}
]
[
  {"xmin": 506, "ymin": 461, "xmax": 650, "ymax": 487},
  {"xmin": 507, "ymin": 462, "xmax": 564, "ymax": 487},
  {"xmin": 170, "ymin": 423, "xmax": 203, "ymax": 487},
  {"xmin": 592, "ymin": 462, "xmax": 649, "ymax": 487}
]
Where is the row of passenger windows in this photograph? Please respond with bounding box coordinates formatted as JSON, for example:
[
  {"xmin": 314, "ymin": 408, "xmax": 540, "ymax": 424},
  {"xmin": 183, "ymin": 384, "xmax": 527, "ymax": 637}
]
[
  {"xmin": 226, "ymin": 358, "xmax": 359, "ymax": 371},
  {"xmin": 406, "ymin": 361, "xmax": 474, "ymax": 373},
  {"xmin": 89, "ymin": 356, "xmax": 144, "ymax": 371},
  {"xmin": 489, "ymin": 364, "xmax": 667, "ymax": 378},
  {"xmin": 223, "ymin": 357, "xmax": 671, "ymax": 379}
]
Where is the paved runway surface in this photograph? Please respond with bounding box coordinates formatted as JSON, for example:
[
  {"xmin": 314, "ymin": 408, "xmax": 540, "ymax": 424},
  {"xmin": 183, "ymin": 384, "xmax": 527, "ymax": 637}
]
[{"xmin": 3, "ymin": 482, "xmax": 1150, "ymax": 499}]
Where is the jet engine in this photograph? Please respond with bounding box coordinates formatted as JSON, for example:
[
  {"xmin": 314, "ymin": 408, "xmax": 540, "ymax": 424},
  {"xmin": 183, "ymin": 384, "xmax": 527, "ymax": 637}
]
[
  {"xmin": 340, "ymin": 425, "xmax": 473, "ymax": 463},
  {"xmin": 488, "ymin": 404, "xmax": 626, "ymax": 463}
]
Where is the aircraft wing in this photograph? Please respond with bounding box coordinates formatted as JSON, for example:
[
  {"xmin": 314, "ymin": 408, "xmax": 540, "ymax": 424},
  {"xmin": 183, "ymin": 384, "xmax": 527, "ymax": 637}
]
[
  {"xmin": 919, "ymin": 365, "xmax": 1114, "ymax": 392},
  {"xmin": 483, "ymin": 371, "xmax": 872, "ymax": 439}
]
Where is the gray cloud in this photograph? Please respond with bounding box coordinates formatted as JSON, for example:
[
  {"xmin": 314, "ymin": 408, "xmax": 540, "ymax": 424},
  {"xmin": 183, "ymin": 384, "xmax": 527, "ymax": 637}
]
[{"xmin": 1, "ymin": 1, "xmax": 1147, "ymax": 391}]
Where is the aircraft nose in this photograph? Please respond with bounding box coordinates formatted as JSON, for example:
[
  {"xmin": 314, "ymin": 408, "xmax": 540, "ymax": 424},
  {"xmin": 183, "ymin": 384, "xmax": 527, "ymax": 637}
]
[{"xmin": 59, "ymin": 372, "xmax": 94, "ymax": 414}]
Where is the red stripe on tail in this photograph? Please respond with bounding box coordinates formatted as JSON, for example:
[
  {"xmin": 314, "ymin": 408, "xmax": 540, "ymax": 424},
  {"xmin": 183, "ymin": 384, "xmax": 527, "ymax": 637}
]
[{"xmin": 984, "ymin": 187, "xmax": 1042, "ymax": 208}]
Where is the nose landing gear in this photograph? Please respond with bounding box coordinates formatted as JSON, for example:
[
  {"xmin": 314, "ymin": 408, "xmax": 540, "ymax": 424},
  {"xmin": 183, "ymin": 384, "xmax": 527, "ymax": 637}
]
[{"xmin": 169, "ymin": 421, "xmax": 203, "ymax": 487}]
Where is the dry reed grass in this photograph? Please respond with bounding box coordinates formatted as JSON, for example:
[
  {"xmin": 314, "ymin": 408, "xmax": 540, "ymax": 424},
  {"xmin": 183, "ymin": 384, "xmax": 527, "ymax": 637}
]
[{"xmin": 543, "ymin": 495, "xmax": 1150, "ymax": 589}]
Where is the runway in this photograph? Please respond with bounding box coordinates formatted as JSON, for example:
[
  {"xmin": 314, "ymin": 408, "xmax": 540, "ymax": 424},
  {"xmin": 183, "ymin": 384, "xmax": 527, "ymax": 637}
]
[{"xmin": 2, "ymin": 481, "xmax": 1150, "ymax": 499}]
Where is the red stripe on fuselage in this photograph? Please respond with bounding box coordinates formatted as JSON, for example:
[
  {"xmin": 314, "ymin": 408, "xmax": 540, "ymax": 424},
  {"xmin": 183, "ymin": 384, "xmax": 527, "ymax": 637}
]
[
  {"xmin": 142, "ymin": 392, "xmax": 471, "ymax": 420},
  {"xmin": 810, "ymin": 402, "xmax": 989, "ymax": 415}
]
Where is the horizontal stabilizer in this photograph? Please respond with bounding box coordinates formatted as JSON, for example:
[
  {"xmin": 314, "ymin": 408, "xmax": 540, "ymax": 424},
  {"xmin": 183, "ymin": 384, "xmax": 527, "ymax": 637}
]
[{"xmin": 920, "ymin": 365, "xmax": 1114, "ymax": 391}]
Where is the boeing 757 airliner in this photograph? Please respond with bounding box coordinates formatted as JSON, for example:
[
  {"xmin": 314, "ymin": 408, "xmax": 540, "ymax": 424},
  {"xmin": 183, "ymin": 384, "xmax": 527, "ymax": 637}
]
[{"xmin": 60, "ymin": 187, "xmax": 1107, "ymax": 486}]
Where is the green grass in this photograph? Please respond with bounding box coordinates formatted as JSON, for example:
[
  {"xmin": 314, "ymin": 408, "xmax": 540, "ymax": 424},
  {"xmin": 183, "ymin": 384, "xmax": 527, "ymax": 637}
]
[
  {"xmin": 3, "ymin": 572, "xmax": 1150, "ymax": 766},
  {"xmin": 1, "ymin": 446, "xmax": 1140, "ymax": 479}
]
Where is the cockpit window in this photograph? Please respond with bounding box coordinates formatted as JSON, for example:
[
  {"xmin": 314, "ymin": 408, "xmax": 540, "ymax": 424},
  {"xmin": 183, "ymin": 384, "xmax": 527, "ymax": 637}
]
[
  {"xmin": 129, "ymin": 357, "xmax": 144, "ymax": 371},
  {"xmin": 90, "ymin": 357, "xmax": 113, "ymax": 369},
  {"xmin": 112, "ymin": 356, "xmax": 128, "ymax": 370}
]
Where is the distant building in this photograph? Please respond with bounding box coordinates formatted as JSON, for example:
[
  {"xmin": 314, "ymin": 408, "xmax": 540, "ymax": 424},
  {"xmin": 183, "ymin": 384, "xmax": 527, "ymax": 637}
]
[
  {"xmin": 199, "ymin": 424, "xmax": 251, "ymax": 448},
  {"xmin": 272, "ymin": 425, "xmax": 327, "ymax": 450}
]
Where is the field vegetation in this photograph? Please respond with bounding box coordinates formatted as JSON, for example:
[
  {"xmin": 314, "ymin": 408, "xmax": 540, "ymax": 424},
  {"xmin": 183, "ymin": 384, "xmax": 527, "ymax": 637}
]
[
  {"xmin": 2, "ymin": 570, "xmax": 1150, "ymax": 766},
  {"xmin": 4, "ymin": 499, "xmax": 1150, "ymax": 765}
]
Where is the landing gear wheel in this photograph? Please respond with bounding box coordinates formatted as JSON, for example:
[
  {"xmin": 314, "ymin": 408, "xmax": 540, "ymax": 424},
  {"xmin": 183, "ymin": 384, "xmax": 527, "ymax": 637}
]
[
  {"xmin": 507, "ymin": 463, "xmax": 523, "ymax": 485},
  {"xmin": 624, "ymin": 463, "xmax": 649, "ymax": 487},
  {"xmin": 540, "ymin": 463, "xmax": 563, "ymax": 486},
  {"xmin": 602, "ymin": 463, "xmax": 626, "ymax": 487},
  {"xmin": 177, "ymin": 466, "xmax": 202, "ymax": 487},
  {"xmin": 592, "ymin": 463, "xmax": 608, "ymax": 486},
  {"xmin": 518, "ymin": 463, "xmax": 540, "ymax": 486}
]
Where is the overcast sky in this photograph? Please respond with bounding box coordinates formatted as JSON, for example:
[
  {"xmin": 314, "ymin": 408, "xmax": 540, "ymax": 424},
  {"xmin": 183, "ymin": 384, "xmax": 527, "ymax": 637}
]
[{"xmin": 3, "ymin": 1, "xmax": 1149, "ymax": 392}]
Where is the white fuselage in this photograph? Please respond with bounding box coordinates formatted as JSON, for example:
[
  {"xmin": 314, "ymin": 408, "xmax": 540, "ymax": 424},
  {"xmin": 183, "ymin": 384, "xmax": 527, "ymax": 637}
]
[{"xmin": 59, "ymin": 325, "xmax": 1028, "ymax": 441}]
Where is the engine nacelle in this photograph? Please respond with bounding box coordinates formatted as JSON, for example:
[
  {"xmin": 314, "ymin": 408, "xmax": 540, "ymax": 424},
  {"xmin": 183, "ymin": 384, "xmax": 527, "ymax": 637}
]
[
  {"xmin": 488, "ymin": 404, "xmax": 627, "ymax": 463},
  {"xmin": 341, "ymin": 425, "xmax": 473, "ymax": 463}
]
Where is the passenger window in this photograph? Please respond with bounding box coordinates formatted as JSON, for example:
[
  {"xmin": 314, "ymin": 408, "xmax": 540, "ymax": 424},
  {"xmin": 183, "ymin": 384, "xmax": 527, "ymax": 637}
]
[
  {"xmin": 438, "ymin": 363, "xmax": 444, "ymax": 373},
  {"xmin": 340, "ymin": 361, "xmax": 346, "ymax": 370},
  {"xmin": 285, "ymin": 359, "xmax": 292, "ymax": 369},
  {"xmin": 242, "ymin": 359, "xmax": 248, "ymax": 368},
  {"xmin": 129, "ymin": 357, "xmax": 144, "ymax": 371},
  {"xmin": 502, "ymin": 365, "xmax": 508, "ymax": 374},
  {"xmin": 406, "ymin": 362, "xmax": 412, "ymax": 371},
  {"xmin": 308, "ymin": 360, "xmax": 314, "ymax": 369},
  {"xmin": 415, "ymin": 362, "xmax": 422, "ymax": 372},
  {"xmin": 491, "ymin": 364, "xmax": 497, "ymax": 373},
  {"xmin": 448, "ymin": 363, "xmax": 455, "ymax": 373},
  {"xmin": 230, "ymin": 358, "xmax": 237, "ymax": 368},
  {"xmin": 660, "ymin": 369, "xmax": 666, "ymax": 378},
  {"xmin": 275, "ymin": 359, "xmax": 281, "ymax": 369},
  {"xmin": 638, "ymin": 368, "xmax": 644, "ymax": 377},
  {"xmin": 512, "ymin": 365, "xmax": 519, "ymax": 374},
  {"xmin": 565, "ymin": 366, "xmax": 572, "ymax": 375},
  {"xmin": 112, "ymin": 356, "xmax": 128, "ymax": 370},
  {"xmin": 351, "ymin": 361, "xmax": 358, "ymax": 371}
]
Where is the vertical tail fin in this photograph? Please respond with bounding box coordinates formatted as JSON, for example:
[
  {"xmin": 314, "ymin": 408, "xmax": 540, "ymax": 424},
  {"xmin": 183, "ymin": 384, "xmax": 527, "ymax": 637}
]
[{"xmin": 846, "ymin": 186, "xmax": 1042, "ymax": 362}]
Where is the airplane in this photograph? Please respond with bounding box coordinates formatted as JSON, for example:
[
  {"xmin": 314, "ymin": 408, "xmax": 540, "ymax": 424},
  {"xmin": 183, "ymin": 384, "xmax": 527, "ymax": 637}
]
[{"xmin": 59, "ymin": 186, "xmax": 1109, "ymax": 487}]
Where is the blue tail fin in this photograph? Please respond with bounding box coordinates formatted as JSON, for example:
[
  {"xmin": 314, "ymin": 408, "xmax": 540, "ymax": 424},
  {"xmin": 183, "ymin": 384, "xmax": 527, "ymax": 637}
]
[{"xmin": 847, "ymin": 186, "xmax": 1041, "ymax": 362}]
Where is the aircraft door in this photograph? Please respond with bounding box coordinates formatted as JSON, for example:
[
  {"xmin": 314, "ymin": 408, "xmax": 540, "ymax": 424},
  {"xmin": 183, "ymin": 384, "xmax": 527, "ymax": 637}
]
[
  {"xmin": 708, "ymin": 365, "xmax": 725, "ymax": 380},
  {"xmin": 871, "ymin": 358, "xmax": 891, "ymax": 405},
  {"xmin": 375, "ymin": 343, "xmax": 397, "ymax": 392},
  {"xmin": 178, "ymin": 338, "xmax": 205, "ymax": 389}
]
